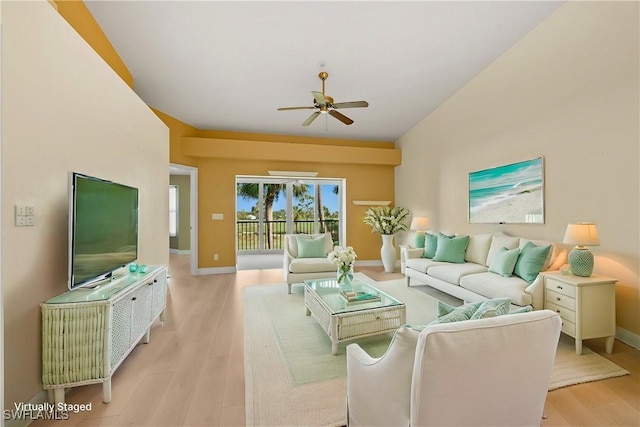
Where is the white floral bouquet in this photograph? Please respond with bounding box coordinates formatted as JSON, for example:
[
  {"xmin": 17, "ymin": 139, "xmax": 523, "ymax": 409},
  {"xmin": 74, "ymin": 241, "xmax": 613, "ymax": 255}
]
[
  {"xmin": 363, "ymin": 206, "xmax": 411, "ymax": 234},
  {"xmin": 328, "ymin": 246, "xmax": 357, "ymax": 283}
]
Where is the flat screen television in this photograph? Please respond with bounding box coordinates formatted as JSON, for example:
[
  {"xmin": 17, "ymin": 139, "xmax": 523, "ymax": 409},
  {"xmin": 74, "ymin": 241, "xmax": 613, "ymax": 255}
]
[{"xmin": 68, "ymin": 172, "xmax": 139, "ymax": 290}]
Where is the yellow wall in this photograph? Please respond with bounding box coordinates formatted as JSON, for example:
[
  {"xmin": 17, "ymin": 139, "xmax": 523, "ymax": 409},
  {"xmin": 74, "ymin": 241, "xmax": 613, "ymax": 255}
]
[
  {"xmin": 2, "ymin": 0, "xmax": 169, "ymax": 407},
  {"xmin": 153, "ymin": 118, "xmax": 400, "ymax": 267},
  {"xmin": 395, "ymin": 1, "xmax": 640, "ymax": 337},
  {"xmin": 53, "ymin": 0, "xmax": 133, "ymax": 88}
]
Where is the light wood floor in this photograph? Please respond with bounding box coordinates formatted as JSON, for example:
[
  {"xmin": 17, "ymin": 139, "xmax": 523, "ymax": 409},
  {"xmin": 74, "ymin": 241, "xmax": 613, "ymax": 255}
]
[{"xmin": 32, "ymin": 254, "xmax": 639, "ymax": 426}]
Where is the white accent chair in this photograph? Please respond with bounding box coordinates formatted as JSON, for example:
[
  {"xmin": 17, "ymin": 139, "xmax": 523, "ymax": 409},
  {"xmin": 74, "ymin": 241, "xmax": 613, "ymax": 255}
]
[
  {"xmin": 283, "ymin": 232, "xmax": 337, "ymax": 294},
  {"xmin": 346, "ymin": 310, "xmax": 562, "ymax": 427}
]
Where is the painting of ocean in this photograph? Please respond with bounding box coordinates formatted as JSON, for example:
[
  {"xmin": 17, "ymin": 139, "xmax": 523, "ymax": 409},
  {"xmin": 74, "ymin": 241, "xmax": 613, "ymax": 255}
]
[{"xmin": 469, "ymin": 157, "xmax": 544, "ymax": 224}]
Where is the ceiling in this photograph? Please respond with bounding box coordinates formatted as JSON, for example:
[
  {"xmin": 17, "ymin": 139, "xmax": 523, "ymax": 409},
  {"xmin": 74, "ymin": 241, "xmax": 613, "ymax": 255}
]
[{"xmin": 85, "ymin": 1, "xmax": 564, "ymax": 142}]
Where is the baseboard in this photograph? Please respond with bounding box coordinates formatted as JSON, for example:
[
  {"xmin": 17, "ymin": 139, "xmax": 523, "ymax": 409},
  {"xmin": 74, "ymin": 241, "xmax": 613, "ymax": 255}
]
[
  {"xmin": 169, "ymin": 249, "xmax": 191, "ymax": 255},
  {"xmin": 4, "ymin": 389, "xmax": 51, "ymax": 427},
  {"xmin": 197, "ymin": 266, "xmax": 237, "ymax": 275},
  {"xmin": 616, "ymin": 326, "xmax": 640, "ymax": 350}
]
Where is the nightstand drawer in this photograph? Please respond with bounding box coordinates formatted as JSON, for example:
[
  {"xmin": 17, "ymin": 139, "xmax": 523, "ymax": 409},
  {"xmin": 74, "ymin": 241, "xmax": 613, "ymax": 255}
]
[
  {"xmin": 545, "ymin": 278, "xmax": 576, "ymax": 298},
  {"xmin": 546, "ymin": 289, "xmax": 576, "ymax": 311},
  {"xmin": 545, "ymin": 301, "xmax": 576, "ymax": 323},
  {"xmin": 561, "ymin": 319, "xmax": 576, "ymax": 336}
]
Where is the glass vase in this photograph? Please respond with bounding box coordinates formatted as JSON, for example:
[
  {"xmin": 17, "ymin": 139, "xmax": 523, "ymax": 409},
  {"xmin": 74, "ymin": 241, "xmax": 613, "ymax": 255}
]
[{"xmin": 337, "ymin": 265, "xmax": 354, "ymax": 290}]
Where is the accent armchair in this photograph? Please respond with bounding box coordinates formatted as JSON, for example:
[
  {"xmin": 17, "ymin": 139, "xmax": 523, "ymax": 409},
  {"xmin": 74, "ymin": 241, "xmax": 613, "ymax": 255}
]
[
  {"xmin": 283, "ymin": 232, "xmax": 337, "ymax": 294},
  {"xmin": 346, "ymin": 310, "xmax": 562, "ymax": 426}
]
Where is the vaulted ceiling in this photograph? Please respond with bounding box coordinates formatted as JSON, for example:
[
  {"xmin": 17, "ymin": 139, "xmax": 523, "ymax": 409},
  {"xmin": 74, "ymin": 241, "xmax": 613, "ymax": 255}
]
[{"xmin": 86, "ymin": 1, "xmax": 564, "ymax": 142}]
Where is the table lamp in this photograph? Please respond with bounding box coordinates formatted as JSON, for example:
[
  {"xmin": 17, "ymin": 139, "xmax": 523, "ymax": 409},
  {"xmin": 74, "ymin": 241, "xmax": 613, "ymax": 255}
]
[
  {"xmin": 563, "ymin": 222, "xmax": 600, "ymax": 277},
  {"xmin": 410, "ymin": 217, "xmax": 429, "ymax": 248}
]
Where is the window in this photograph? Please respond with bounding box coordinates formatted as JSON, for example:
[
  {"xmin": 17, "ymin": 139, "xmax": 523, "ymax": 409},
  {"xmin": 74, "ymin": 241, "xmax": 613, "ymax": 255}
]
[{"xmin": 169, "ymin": 185, "xmax": 178, "ymax": 237}]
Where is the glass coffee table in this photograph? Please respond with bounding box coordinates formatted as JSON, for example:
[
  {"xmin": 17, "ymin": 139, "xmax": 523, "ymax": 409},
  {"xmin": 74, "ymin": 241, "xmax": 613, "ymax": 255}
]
[{"xmin": 303, "ymin": 277, "xmax": 406, "ymax": 355}]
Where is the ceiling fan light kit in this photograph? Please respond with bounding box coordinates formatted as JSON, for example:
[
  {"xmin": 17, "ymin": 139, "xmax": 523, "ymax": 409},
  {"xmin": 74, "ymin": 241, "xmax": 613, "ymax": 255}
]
[{"xmin": 278, "ymin": 72, "xmax": 368, "ymax": 127}]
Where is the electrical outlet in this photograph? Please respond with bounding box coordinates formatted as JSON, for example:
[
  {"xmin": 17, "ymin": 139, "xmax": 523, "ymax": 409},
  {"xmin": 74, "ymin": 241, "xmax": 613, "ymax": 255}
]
[
  {"xmin": 214, "ymin": 254, "xmax": 219, "ymax": 261},
  {"xmin": 25, "ymin": 206, "xmax": 35, "ymax": 216},
  {"xmin": 15, "ymin": 205, "xmax": 26, "ymax": 216},
  {"xmin": 15, "ymin": 216, "xmax": 27, "ymax": 227},
  {"xmin": 25, "ymin": 216, "xmax": 35, "ymax": 226}
]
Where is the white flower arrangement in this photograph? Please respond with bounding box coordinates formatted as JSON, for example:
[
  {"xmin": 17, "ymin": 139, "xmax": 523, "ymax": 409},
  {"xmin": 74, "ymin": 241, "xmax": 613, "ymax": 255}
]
[
  {"xmin": 328, "ymin": 246, "xmax": 357, "ymax": 283},
  {"xmin": 363, "ymin": 206, "xmax": 411, "ymax": 235}
]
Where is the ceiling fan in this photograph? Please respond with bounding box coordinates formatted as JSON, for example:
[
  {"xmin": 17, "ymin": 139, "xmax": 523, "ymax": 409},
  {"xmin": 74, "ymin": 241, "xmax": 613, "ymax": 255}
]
[{"xmin": 277, "ymin": 72, "xmax": 369, "ymax": 127}]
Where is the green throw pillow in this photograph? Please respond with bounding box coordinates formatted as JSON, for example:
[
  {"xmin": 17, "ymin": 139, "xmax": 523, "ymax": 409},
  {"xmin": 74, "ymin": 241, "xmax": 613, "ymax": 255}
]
[
  {"xmin": 514, "ymin": 241, "xmax": 552, "ymax": 283},
  {"xmin": 470, "ymin": 298, "xmax": 512, "ymax": 320},
  {"xmin": 295, "ymin": 235, "xmax": 326, "ymax": 258},
  {"xmin": 510, "ymin": 305, "xmax": 533, "ymax": 314},
  {"xmin": 488, "ymin": 247, "xmax": 520, "ymax": 277},
  {"xmin": 429, "ymin": 301, "xmax": 482, "ymax": 325},
  {"xmin": 414, "ymin": 233, "xmax": 426, "ymax": 249},
  {"xmin": 423, "ymin": 233, "xmax": 438, "ymax": 258},
  {"xmin": 433, "ymin": 234, "xmax": 470, "ymax": 263}
]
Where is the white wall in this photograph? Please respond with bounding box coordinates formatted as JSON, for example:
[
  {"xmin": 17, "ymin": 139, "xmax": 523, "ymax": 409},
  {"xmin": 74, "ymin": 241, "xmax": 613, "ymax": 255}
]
[
  {"xmin": 2, "ymin": 0, "xmax": 169, "ymax": 408},
  {"xmin": 395, "ymin": 2, "xmax": 639, "ymax": 337}
]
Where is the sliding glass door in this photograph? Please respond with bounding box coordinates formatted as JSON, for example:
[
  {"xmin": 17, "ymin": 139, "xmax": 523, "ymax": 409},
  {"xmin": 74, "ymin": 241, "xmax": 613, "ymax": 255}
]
[{"xmin": 236, "ymin": 177, "xmax": 343, "ymax": 253}]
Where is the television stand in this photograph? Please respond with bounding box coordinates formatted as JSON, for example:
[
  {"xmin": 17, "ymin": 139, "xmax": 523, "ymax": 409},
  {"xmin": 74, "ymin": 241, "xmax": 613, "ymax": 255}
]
[{"xmin": 41, "ymin": 265, "xmax": 167, "ymax": 404}]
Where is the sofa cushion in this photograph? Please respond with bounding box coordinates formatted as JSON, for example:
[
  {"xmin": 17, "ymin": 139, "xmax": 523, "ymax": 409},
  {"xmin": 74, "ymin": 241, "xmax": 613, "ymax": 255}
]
[
  {"xmin": 296, "ymin": 235, "xmax": 327, "ymax": 258},
  {"xmin": 424, "ymin": 233, "xmax": 439, "ymax": 258},
  {"xmin": 406, "ymin": 258, "xmax": 447, "ymax": 274},
  {"xmin": 514, "ymin": 241, "xmax": 552, "ymax": 283},
  {"xmin": 465, "ymin": 233, "xmax": 493, "ymax": 265},
  {"xmin": 426, "ymin": 263, "xmax": 488, "ymax": 285},
  {"xmin": 488, "ymin": 247, "xmax": 520, "ymax": 277},
  {"xmin": 519, "ymin": 238, "xmax": 555, "ymax": 271},
  {"xmin": 288, "ymin": 257, "xmax": 336, "ymax": 274},
  {"xmin": 414, "ymin": 233, "xmax": 426, "ymax": 249},
  {"xmin": 470, "ymin": 298, "xmax": 512, "ymax": 319},
  {"xmin": 433, "ymin": 234, "xmax": 470, "ymax": 263},
  {"xmin": 486, "ymin": 235, "xmax": 521, "ymax": 267},
  {"xmin": 460, "ymin": 272, "xmax": 533, "ymax": 307}
]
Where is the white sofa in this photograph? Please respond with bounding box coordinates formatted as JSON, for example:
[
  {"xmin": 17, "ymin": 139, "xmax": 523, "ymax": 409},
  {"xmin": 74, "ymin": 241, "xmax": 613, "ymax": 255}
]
[
  {"xmin": 283, "ymin": 232, "xmax": 337, "ymax": 294},
  {"xmin": 405, "ymin": 232, "xmax": 566, "ymax": 309},
  {"xmin": 346, "ymin": 310, "xmax": 562, "ymax": 426}
]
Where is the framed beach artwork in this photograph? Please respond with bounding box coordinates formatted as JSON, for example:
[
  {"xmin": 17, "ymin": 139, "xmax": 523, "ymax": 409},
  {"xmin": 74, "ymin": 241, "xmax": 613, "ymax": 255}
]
[{"xmin": 469, "ymin": 157, "xmax": 544, "ymax": 224}]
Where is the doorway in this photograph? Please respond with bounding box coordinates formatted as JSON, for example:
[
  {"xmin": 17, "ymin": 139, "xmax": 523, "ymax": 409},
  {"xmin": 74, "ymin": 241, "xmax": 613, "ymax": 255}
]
[{"xmin": 169, "ymin": 164, "xmax": 198, "ymax": 276}]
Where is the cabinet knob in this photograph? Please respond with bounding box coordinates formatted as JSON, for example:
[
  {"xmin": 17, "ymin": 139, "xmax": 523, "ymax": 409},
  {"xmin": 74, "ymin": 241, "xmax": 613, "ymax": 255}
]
[
  {"xmin": 556, "ymin": 309, "xmax": 561, "ymax": 314},
  {"xmin": 556, "ymin": 285, "xmax": 563, "ymax": 290},
  {"xmin": 132, "ymin": 297, "xmax": 137, "ymax": 301},
  {"xmin": 556, "ymin": 297, "xmax": 561, "ymax": 301}
]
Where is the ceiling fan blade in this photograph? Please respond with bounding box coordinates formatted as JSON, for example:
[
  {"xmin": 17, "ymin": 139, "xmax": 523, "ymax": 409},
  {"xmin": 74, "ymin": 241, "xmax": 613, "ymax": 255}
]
[
  {"xmin": 331, "ymin": 101, "xmax": 369, "ymax": 109},
  {"xmin": 277, "ymin": 106, "xmax": 316, "ymax": 111},
  {"xmin": 312, "ymin": 91, "xmax": 326, "ymax": 105},
  {"xmin": 329, "ymin": 110, "xmax": 354, "ymax": 125},
  {"xmin": 302, "ymin": 112, "xmax": 321, "ymax": 126}
]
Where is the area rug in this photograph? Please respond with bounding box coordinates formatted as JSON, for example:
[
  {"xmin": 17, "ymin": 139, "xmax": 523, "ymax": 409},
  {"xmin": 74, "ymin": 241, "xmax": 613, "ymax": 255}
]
[{"xmin": 244, "ymin": 273, "xmax": 629, "ymax": 426}]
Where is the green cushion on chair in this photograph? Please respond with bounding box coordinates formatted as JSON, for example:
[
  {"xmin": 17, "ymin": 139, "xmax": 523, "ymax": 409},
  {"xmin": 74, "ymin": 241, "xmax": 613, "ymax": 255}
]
[{"xmin": 295, "ymin": 235, "xmax": 326, "ymax": 258}]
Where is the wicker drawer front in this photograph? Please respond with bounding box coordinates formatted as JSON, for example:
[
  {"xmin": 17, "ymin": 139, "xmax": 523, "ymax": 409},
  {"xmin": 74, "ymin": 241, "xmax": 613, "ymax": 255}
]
[
  {"xmin": 545, "ymin": 278, "xmax": 576, "ymax": 298},
  {"xmin": 546, "ymin": 289, "xmax": 576, "ymax": 311},
  {"xmin": 42, "ymin": 303, "xmax": 107, "ymax": 386},
  {"xmin": 337, "ymin": 307, "xmax": 405, "ymax": 340}
]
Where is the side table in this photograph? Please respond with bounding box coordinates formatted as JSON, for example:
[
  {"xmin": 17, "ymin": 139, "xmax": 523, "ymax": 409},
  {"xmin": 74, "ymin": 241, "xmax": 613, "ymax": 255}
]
[{"xmin": 541, "ymin": 271, "xmax": 617, "ymax": 355}]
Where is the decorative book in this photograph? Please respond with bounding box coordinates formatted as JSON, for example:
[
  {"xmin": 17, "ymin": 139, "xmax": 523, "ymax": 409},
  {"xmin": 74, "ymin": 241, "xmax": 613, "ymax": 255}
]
[{"xmin": 339, "ymin": 290, "xmax": 381, "ymax": 304}]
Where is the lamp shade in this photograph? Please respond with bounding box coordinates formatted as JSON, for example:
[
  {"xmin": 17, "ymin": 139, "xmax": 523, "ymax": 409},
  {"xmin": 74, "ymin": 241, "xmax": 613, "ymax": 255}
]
[
  {"xmin": 410, "ymin": 217, "xmax": 429, "ymax": 231},
  {"xmin": 563, "ymin": 222, "xmax": 600, "ymax": 246}
]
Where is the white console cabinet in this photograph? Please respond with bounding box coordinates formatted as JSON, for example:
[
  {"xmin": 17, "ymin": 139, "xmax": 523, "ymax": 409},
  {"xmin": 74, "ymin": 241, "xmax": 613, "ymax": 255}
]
[{"xmin": 41, "ymin": 265, "xmax": 167, "ymax": 403}]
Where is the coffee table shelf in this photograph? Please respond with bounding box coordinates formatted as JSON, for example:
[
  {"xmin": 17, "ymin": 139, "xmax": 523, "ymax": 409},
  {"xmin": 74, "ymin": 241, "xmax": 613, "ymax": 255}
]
[{"xmin": 303, "ymin": 278, "xmax": 406, "ymax": 355}]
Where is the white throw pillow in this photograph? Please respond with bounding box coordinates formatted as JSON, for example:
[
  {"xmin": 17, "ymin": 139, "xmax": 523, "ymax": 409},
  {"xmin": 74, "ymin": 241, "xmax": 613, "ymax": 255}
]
[{"xmin": 465, "ymin": 233, "xmax": 493, "ymax": 265}]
